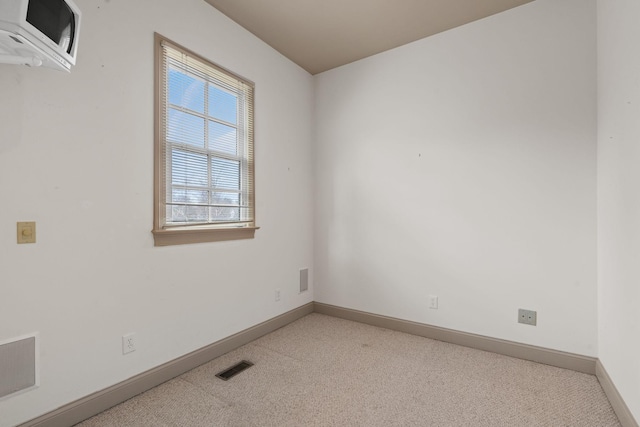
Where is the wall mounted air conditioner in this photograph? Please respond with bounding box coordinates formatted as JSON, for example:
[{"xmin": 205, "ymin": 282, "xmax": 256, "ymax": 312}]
[{"xmin": 0, "ymin": 0, "xmax": 81, "ymax": 72}]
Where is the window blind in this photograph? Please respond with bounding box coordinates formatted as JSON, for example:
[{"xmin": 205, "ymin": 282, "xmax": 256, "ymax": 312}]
[{"xmin": 158, "ymin": 39, "xmax": 254, "ymax": 229}]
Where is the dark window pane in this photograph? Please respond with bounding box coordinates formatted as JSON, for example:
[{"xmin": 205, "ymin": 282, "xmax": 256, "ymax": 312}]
[{"xmin": 27, "ymin": 0, "xmax": 74, "ymax": 49}]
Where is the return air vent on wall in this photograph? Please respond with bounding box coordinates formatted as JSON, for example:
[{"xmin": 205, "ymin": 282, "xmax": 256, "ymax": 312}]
[
  {"xmin": 300, "ymin": 268, "xmax": 309, "ymax": 293},
  {"xmin": 215, "ymin": 360, "xmax": 254, "ymax": 381},
  {"xmin": 0, "ymin": 335, "xmax": 37, "ymax": 398}
]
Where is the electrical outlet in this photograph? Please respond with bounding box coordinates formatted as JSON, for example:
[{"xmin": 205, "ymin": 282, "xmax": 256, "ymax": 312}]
[
  {"xmin": 518, "ymin": 309, "xmax": 537, "ymax": 326},
  {"xmin": 428, "ymin": 295, "xmax": 438, "ymax": 309},
  {"xmin": 122, "ymin": 333, "xmax": 136, "ymax": 354},
  {"xmin": 275, "ymin": 289, "xmax": 281, "ymax": 302}
]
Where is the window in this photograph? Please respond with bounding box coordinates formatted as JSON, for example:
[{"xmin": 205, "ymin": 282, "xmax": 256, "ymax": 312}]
[{"xmin": 153, "ymin": 34, "xmax": 256, "ymax": 246}]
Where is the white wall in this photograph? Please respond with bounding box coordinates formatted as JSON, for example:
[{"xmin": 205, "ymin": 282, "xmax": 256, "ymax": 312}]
[
  {"xmin": 597, "ymin": 0, "xmax": 640, "ymax": 421},
  {"xmin": 314, "ymin": 0, "xmax": 597, "ymax": 356},
  {"xmin": 10, "ymin": 0, "xmax": 638, "ymax": 424},
  {"xmin": 0, "ymin": 0, "xmax": 314, "ymax": 425}
]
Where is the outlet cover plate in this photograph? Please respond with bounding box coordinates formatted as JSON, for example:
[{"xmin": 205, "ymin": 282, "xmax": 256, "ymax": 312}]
[
  {"xmin": 428, "ymin": 295, "xmax": 438, "ymax": 309},
  {"xmin": 122, "ymin": 333, "xmax": 136, "ymax": 354},
  {"xmin": 518, "ymin": 309, "xmax": 537, "ymax": 326}
]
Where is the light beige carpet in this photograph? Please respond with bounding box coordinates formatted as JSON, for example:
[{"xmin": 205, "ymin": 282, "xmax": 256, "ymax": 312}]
[{"xmin": 77, "ymin": 313, "xmax": 620, "ymax": 426}]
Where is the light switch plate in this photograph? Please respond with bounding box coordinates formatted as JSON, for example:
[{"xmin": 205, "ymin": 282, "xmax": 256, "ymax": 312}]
[{"xmin": 17, "ymin": 222, "xmax": 36, "ymax": 244}]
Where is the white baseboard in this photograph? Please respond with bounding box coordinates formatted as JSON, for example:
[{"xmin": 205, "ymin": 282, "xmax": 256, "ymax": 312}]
[
  {"xmin": 19, "ymin": 303, "xmax": 314, "ymax": 427},
  {"xmin": 18, "ymin": 302, "xmax": 637, "ymax": 427},
  {"xmin": 314, "ymin": 302, "xmax": 596, "ymax": 374},
  {"xmin": 315, "ymin": 302, "xmax": 639, "ymax": 426},
  {"xmin": 596, "ymin": 360, "xmax": 639, "ymax": 427}
]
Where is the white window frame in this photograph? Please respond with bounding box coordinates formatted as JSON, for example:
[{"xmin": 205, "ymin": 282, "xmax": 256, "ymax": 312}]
[{"xmin": 153, "ymin": 34, "xmax": 257, "ymax": 246}]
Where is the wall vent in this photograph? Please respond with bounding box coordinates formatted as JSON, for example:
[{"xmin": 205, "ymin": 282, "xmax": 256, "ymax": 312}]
[
  {"xmin": 0, "ymin": 335, "xmax": 36, "ymax": 398},
  {"xmin": 300, "ymin": 268, "xmax": 309, "ymax": 293}
]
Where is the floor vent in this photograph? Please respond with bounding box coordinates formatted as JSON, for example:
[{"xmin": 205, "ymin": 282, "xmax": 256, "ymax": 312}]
[{"xmin": 216, "ymin": 360, "xmax": 254, "ymax": 381}]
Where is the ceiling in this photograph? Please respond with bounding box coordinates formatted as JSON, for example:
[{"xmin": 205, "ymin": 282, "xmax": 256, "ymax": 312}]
[{"xmin": 204, "ymin": 0, "xmax": 535, "ymax": 75}]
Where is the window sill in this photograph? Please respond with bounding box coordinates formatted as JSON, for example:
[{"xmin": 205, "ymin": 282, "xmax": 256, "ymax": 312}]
[{"xmin": 152, "ymin": 225, "xmax": 258, "ymax": 246}]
